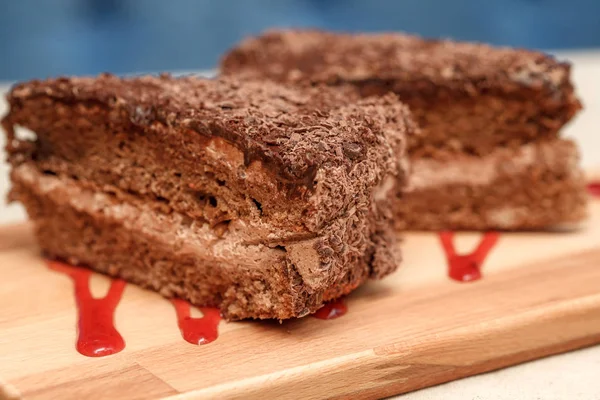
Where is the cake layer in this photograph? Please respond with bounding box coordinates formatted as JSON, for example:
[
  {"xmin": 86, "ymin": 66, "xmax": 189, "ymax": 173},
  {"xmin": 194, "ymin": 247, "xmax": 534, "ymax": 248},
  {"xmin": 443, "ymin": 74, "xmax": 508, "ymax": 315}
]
[
  {"xmin": 221, "ymin": 30, "xmax": 582, "ymax": 158},
  {"xmin": 11, "ymin": 163, "xmax": 396, "ymax": 320},
  {"xmin": 396, "ymin": 140, "xmax": 588, "ymax": 230},
  {"xmin": 3, "ymin": 75, "xmax": 412, "ymax": 235}
]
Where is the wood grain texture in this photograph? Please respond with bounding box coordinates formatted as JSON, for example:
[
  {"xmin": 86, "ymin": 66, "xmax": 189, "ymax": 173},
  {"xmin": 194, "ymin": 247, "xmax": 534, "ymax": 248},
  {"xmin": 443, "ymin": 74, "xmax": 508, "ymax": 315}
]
[{"xmin": 1, "ymin": 200, "xmax": 599, "ymax": 400}]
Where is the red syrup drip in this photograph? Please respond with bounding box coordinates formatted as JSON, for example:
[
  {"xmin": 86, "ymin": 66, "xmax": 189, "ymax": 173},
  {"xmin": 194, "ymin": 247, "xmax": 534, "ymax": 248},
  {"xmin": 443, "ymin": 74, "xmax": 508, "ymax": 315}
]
[
  {"xmin": 313, "ymin": 299, "xmax": 348, "ymax": 320},
  {"xmin": 171, "ymin": 299, "xmax": 221, "ymax": 345},
  {"xmin": 47, "ymin": 261, "xmax": 126, "ymax": 357},
  {"xmin": 588, "ymin": 182, "xmax": 600, "ymax": 197},
  {"xmin": 438, "ymin": 232, "xmax": 500, "ymax": 282}
]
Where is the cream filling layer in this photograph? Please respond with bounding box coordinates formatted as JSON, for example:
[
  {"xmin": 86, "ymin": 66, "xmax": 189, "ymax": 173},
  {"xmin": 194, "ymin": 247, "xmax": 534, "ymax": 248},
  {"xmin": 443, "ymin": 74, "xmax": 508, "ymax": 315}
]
[
  {"xmin": 408, "ymin": 139, "xmax": 580, "ymax": 191},
  {"xmin": 12, "ymin": 163, "xmax": 280, "ymax": 266}
]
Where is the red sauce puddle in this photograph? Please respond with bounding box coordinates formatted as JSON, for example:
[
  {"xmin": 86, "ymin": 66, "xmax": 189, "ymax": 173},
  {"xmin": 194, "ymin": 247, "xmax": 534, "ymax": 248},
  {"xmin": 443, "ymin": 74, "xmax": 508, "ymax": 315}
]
[
  {"xmin": 588, "ymin": 182, "xmax": 600, "ymax": 197},
  {"xmin": 47, "ymin": 261, "xmax": 126, "ymax": 357},
  {"xmin": 438, "ymin": 232, "xmax": 500, "ymax": 282},
  {"xmin": 313, "ymin": 299, "xmax": 348, "ymax": 320},
  {"xmin": 171, "ymin": 299, "xmax": 221, "ymax": 345}
]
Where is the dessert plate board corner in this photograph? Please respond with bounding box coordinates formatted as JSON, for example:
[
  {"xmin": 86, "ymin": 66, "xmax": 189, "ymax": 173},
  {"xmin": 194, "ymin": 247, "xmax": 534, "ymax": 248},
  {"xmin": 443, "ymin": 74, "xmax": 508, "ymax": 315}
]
[{"xmin": 1, "ymin": 198, "xmax": 600, "ymax": 400}]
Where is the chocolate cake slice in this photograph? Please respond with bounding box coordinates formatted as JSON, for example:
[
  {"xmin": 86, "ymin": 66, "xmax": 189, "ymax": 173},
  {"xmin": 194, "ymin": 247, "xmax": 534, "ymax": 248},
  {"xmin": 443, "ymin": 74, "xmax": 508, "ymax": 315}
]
[
  {"xmin": 2, "ymin": 74, "xmax": 414, "ymax": 320},
  {"xmin": 221, "ymin": 29, "xmax": 588, "ymax": 230}
]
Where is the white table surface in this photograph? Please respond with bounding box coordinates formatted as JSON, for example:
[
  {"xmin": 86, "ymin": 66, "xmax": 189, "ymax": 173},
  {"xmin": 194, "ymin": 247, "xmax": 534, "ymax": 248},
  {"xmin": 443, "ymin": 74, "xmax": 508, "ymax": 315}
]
[{"xmin": 1, "ymin": 53, "xmax": 600, "ymax": 399}]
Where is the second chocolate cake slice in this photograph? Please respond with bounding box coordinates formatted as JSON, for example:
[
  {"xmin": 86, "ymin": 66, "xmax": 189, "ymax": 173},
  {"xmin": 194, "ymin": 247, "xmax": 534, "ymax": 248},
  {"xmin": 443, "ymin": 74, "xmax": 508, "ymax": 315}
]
[
  {"xmin": 221, "ymin": 30, "xmax": 588, "ymax": 230},
  {"xmin": 3, "ymin": 74, "xmax": 413, "ymax": 320}
]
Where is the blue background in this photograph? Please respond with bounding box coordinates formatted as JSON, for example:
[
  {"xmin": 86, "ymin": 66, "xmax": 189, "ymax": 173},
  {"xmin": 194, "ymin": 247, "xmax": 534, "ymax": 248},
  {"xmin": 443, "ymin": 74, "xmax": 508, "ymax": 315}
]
[{"xmin": 1, "ymin": 0, "xmax": 599, "ymax": 81}]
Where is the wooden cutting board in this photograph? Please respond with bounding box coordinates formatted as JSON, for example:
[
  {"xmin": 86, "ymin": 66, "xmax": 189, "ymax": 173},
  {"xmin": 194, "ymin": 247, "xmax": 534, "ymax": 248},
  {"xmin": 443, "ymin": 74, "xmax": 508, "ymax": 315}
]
[{"xmin": 1, "ymin": 196, "xmax": 600, "ymax": 400}]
